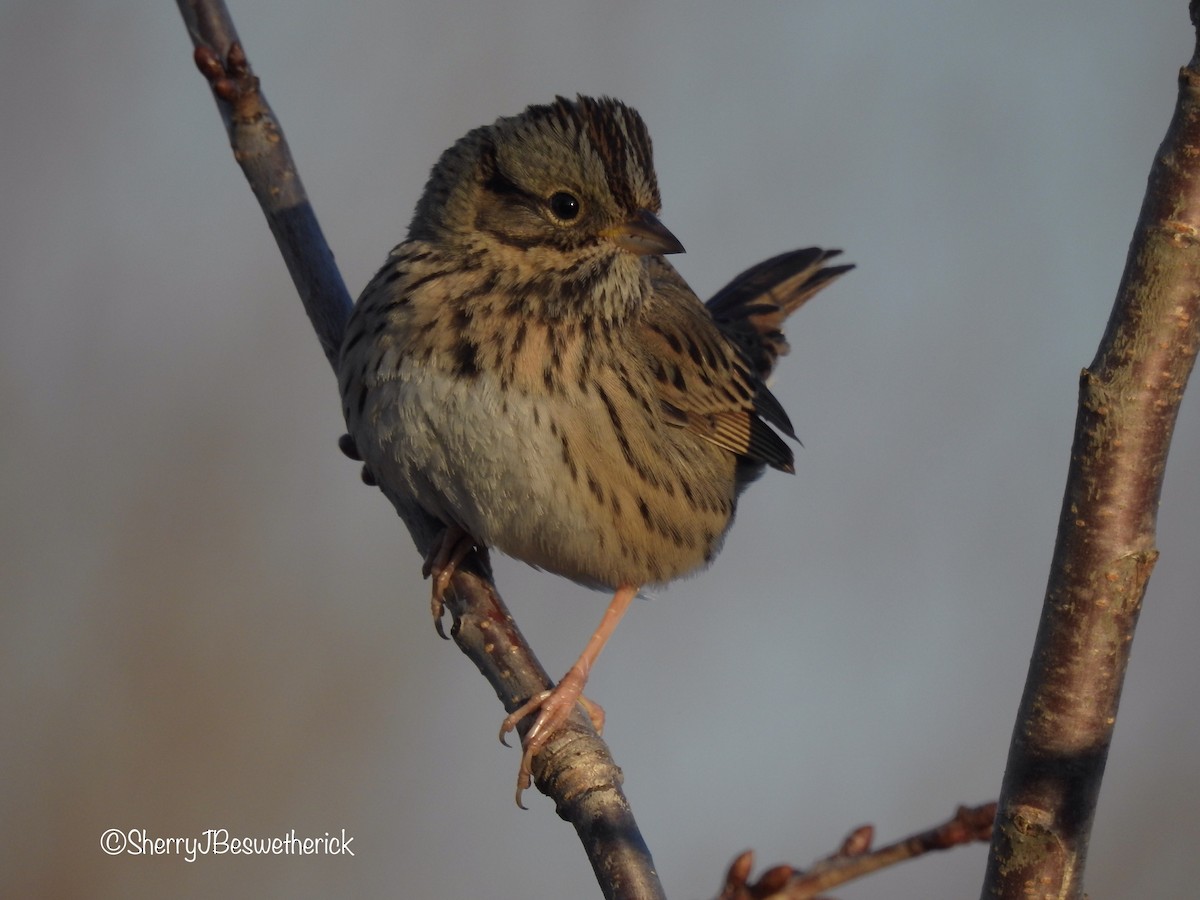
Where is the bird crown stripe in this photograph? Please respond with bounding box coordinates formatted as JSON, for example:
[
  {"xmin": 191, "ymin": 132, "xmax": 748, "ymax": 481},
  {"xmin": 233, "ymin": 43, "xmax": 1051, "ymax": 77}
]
[{"xmin": 548, "ymin": 96, "xmax": 659, "ymax": 212}]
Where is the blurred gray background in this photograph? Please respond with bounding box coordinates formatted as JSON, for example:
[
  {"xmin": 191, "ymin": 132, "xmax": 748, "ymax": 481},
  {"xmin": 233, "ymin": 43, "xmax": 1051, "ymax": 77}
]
[{"xmin": 3, "ymin": 2, "xmax": 1196, "ymax": 897}]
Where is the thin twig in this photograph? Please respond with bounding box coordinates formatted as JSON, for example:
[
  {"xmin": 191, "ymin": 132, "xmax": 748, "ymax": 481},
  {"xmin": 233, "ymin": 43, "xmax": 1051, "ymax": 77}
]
[
  {"xmin": 179, "ymin": 3, "xmax": 350, "ymax": 368},
  {"xmin": 174, "ymin": 3, "xmax": 664, "ymax": 898},
  {"xmin": 717, "ymin": 803, "xmax": 997, "ymax": 900},
  {"xmin": 981, "ymin": 5, "xmax": 1200, "ymax": 898}
]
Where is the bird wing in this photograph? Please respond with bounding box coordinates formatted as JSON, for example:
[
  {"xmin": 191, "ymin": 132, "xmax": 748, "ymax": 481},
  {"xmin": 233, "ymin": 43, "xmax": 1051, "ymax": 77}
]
[{"xmin": 638, "ymin": 257, "xmax": 796, "ymax": 473}]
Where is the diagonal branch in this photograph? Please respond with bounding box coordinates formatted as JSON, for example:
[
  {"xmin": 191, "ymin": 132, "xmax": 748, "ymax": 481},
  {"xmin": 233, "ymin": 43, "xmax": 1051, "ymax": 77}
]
[
  {"xmin": 179, "ymin": 2, "xmax": 350, "ymax": 368},
  {"xmin": 981, "ymin": 5, "xmax": 1200, "ymax": 898},
  {"xmin": 174, "ymin": 3, "xmax": 663, "ymax": 898}
]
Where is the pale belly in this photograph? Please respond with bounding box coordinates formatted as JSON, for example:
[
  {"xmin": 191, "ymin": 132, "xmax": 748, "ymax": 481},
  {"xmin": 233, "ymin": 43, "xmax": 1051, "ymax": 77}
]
[{"xmin": 358, "ymin": 361, "xmax": 735, "ymax": 589}]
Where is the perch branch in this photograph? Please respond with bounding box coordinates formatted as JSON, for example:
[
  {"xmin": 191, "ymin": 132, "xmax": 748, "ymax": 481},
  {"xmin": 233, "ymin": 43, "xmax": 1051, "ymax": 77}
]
[{"xmin": 174, "ymin": 3, "xmax": 663, "ymax": 898}]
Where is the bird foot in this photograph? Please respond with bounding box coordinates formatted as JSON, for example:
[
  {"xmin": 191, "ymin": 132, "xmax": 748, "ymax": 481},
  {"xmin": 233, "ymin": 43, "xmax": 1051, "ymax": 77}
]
[
  {"xmin": 499, "ymin": 669, "xmax": 604, "ymax": 807},
  {"xmin": 421, "ymin": 525, "xmax": 475, "ymax": 639}
]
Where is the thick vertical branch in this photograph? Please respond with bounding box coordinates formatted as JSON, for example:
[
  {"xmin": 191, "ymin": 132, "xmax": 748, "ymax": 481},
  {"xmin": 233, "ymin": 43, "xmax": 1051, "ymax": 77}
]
[
  {"xmin": 175, "ymin": 3, "xmax": 664, "ymax": 898},
  {"xmin": 982, "ymin": 7, "xmax": 1200, "ymax": 898}
]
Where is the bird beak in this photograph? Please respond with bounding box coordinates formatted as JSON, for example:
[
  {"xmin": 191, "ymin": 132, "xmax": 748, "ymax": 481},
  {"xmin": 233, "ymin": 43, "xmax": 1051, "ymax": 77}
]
[{"xmin": 605, "ymin": 209, "xmax": 685, "ymax": 256}]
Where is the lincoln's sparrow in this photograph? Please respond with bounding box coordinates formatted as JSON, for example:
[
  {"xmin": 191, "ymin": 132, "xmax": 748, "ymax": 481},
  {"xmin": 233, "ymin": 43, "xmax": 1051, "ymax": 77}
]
[{"xmin": 338, "ymin": 95, "xmax": 851, "ymax": 801}]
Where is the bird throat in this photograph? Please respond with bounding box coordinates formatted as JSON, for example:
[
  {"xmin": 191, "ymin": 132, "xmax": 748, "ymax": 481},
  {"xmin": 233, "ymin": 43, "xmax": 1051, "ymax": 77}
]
[{"xmin": 516, "ymin": 246, "xmax": 649, "ymax": 328}]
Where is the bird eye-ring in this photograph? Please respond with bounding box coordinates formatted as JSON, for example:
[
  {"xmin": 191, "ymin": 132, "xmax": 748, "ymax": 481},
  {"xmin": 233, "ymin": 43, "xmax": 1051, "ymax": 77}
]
[{"xmin": 548, "ymin": 191, "xmax": 581, "ymax": 222}]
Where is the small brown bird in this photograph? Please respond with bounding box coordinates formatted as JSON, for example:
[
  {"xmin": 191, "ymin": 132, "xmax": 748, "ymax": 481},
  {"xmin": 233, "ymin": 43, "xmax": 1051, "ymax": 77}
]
[{"xmin": 338, "ymin": 95, "xmax": 851, "ymax": 802}]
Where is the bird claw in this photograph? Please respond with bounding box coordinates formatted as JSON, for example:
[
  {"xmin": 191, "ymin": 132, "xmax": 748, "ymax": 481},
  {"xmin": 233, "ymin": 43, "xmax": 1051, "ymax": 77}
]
[
  {"xmin": 431, "ymin": 592, "xmax": 449, "ymax": 640},
  {"xmin": 422, "ymin": 526, "xmax": 475, "ymax": 640},
  {"xmin": 499, "ymin": 673, "xmax": 605, "ymax": 807},
  {"xmin": 428, "ymin": 557, "xmax": 457, "ymax": 640}
]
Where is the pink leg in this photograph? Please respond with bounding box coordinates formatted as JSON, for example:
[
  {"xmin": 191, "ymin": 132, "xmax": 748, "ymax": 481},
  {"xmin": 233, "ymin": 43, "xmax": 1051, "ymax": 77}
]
[{"xmin": 500, "ymin": 584, "xmax": 638, "ymax": 806}]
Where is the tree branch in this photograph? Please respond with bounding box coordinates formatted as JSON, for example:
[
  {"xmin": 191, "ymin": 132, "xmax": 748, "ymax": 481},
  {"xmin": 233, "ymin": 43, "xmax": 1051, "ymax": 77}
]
[
  {"xmin": 981, "ymin": 6, "xmax": 1200, "ymax": 897},
  {"xmin": 178, "ymin": 2, "xmax": 350, "ymax": 368},
  {"xmin": 717, "ymin": 803, "xmax": 996, "ymax": 900},
  {"xmin": 175, "ymin": 3, "xmax": 664, "ymax": 898},
  {"xmin": 448, "ymin": 568, "xmax": 663, "ymax": 899}
]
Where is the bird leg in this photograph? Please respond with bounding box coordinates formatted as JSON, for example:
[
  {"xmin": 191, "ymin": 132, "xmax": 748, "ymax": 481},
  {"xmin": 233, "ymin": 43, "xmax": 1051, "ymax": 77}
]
[
  {"xmin": 421, "ymin": 524, "xmax": 475, "ymax": 639},
  {"xmin": 500, "ymin": 584, "xmax": 637, "ymax": 806}
]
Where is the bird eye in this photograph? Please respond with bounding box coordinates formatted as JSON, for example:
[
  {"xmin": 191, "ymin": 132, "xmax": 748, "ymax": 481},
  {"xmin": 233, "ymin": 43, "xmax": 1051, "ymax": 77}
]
[{"xmin": 548, "ymin": 191, "xmax": 581, "ymax": 222}]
